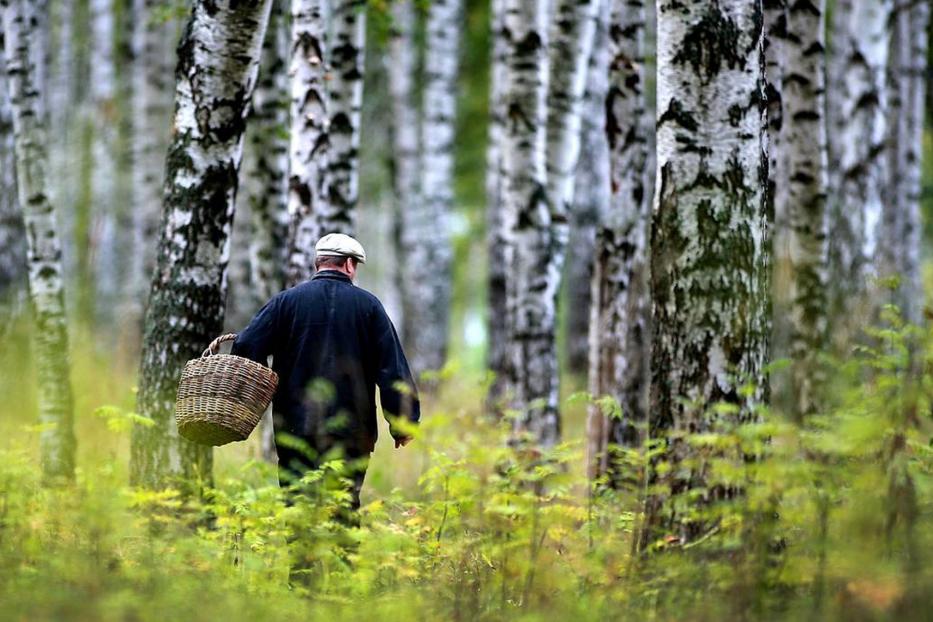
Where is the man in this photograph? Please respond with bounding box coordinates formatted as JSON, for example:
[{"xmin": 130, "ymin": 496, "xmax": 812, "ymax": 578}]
[{"xmin": 231, "ymin": 233, "xmax": 420, "ymax": 515}]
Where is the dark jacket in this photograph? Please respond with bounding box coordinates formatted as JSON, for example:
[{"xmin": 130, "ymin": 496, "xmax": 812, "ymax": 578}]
[{"xmin": 231, "ymin": 270, "xmax": 419, "ymax": 452}]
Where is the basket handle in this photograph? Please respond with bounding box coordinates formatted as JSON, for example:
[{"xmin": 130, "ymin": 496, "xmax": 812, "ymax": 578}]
[{"xmin": 202, "ymin": 333, "xmax": 238, "ymax": 358}]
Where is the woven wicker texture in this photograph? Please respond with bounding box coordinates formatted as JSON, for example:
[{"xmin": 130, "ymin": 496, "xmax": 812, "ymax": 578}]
[{"xmin": 174, "ymin": 334, "xmax": 279, "ymax": 446}]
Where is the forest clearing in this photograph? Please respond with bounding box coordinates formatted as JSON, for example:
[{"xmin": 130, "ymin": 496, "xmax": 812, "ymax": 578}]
[{"xmin": 1, "ymin": 0, "xmax": 932, "ymax": 619}]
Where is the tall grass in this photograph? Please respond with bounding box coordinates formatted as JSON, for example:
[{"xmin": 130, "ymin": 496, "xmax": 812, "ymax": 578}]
[{"xmin": 0, "ymin": 307, "xmax": 931, "ymax": 621}]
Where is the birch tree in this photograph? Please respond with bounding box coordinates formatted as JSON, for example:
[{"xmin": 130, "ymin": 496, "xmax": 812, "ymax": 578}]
[
  {"xmin": 649, "ymin": 0, "xmax": 769, "ymax": 539},
  {"xmin": 399, "ymin": 0, "xmax": 462, "ymax": 375},
  {"xmin": 286, "ymin": 0, "xmax": 329, "ymax": 285},
  {"xmin": 881, "ymin": 0, "xmax": 929, "ymax": 325},
  {"xmin": 782, "ymin": 0, "xmax": 828, "ymax": 417},
  {"xmin": 826, "ymin": 0, "xmax": 892, "ymax": 330},
  {"xmin": 764, "ymin": 0, "xmax": 793, "ymax": 403},
  {"xmin": 499, "ymin": 0, "xmax": 557, "ymax": 445},
  {"xmin": 486, "ymin": 0, "xmax": 508, "ymax": 390},
  {"xmin": 131, "ymin": 0, "xmax": 272, "ymax": 488},
  {"xmin": 90, "ymin": 0, "xmax": 120, "ymax": 322},
  {"xmin": 321, "ymin": 0, "xmax": 365, "ymax": 233},
  {"xmin": 546, "ymin": 0, "xmax": 598, "ymax": 223},
  {"xmin": 0, "ymin": 26, "xmax": 25, "ymax": 329},
  {"xmin": 127, "ymin": 0, "xmax": 180, "ymax": 332},
  {"xmin": 564, "ymin": 0, "xmax": 609, "ymax": 375},
  {"xmin": 2, "ymin": 0, "xmax": 77, "ymax": 481},
  {"xmin": 586, "ymin": 0, "xmax": 651, "ymax": 484},
  {"xmin": 246, "ymin": 0, "xmax": 289, "ymax": 305},
  {"xmin": 539, "ymin": 0, "xmax": 598, "ymax": 382},
  {"xmin": 385, "ymin": 0, "xmax": 418, "ymax": 346}
]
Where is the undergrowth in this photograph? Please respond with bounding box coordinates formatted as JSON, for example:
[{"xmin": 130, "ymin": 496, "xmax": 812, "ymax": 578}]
[{"xmin": 0, "ymin": 308, "xmax": 932, "ymax": 620}]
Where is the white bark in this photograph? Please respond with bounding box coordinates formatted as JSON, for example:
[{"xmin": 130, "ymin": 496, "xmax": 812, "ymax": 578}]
[
  {"xmin": 545, "ymin": 0, "xmax": 598, "ymax": 222},
  {"xmin": 127, "ymin": 0, "xmax": 180, "ymax": 331},
  {"xmin": 399, "ymin": 0, "xmax": 462, "ymax": 375},
  {"xmin": 246, "ymin": 0, "xmax": 289, "ymax": 304},
  {"xmin": 586, "ymin": 0, "xmax": 651, "ymax": 484},
  {"xmin": 3, "ymin": 0, "xmax": 77, "ymax": 481},
  {"xmin": 245, "ymin": 0, "xmax": 289, "ymax": 463},
  {"xmin": 321, "ymin": 0, "xmax": 365, "ymax": 233},
  {"xmin": 826, "ymin": 0, "xmax": 892, "ymax": 328},
  {"xmin": 651, "ymin": 0, "xmax": 769, "ymax": 435},
  {"xmin": 881, "ymin": 0, "xmax": 928, "ymax": 325},
  {"xmin": 384, "ymin": 0, "xmax": 418, "ymax": 343},
  {"xmin": 131, "ymin": 0, "xmax": 273, "ymax": 488},
  {"xmin": 486, "ymin": 0, "xmax": 509, "ymax": 386},
  {"xmin": 565, "ymin": 0, "xmax": 609, "ymax": 375},
  {"xmin": 0, "ymin": 25, "xmax": 25, "ymax": 329},
  {"xmin": 286, "ymin": 0, "xmax": 330, "ymax": 285},
  {"xmin": 500, "ymin": 0, "xmax": 557, "ymax": 446},
  {"xmin": 765, "ymin": 0, "xmax": 793, "ymax": 402},
  {"xmin": 782, "ymin": 0, "xmax": 828, "ymax": 417},
  {"xmin": 90, "ymin": 0, "xmax": 120, "ymax": 322}
]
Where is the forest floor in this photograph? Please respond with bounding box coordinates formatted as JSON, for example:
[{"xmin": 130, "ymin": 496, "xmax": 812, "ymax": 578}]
[{"xmin": 1, "ymin": 314, "xmax": 932, "ymax": 621}]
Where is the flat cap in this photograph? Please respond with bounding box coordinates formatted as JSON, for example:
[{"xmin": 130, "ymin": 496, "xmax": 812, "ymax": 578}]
[{"xmin": 315, "ymin": 233, "xmax": 367, "ymax": 264}]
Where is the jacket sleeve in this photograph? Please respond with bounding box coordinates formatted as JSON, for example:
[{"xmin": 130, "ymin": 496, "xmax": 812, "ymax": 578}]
[
  {"xmin": 231, "ymin": 295, "xmax": 279, "ymax": 365},
  {"xmin": 371, "ymin": 302, "xmax": 420, "ymax": 439}
]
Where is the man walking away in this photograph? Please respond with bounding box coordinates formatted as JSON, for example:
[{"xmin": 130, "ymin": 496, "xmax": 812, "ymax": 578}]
[{"xmin": 231, "ymin": 234, "xmax": 420, "ymax": 516}]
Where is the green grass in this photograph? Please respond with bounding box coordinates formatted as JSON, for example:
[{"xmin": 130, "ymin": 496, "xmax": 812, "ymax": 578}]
[{"xmin": 1, "ymin": 306, "xmax": 932, "ymax": 621}]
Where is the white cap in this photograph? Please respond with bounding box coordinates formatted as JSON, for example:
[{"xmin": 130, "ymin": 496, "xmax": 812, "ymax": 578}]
[{"xmin": 315, "ymin": 233, "xmax": 367, "ymax": 264}]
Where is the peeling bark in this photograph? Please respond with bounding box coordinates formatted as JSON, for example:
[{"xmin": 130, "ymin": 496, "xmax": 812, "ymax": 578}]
[
  {"xmin": 3, "ymin": 0, "xmax": 77, "ymax": 482},
  {"xmin": 782, "ymin": 0, "xmax": 828, "ymax": 417},
  {"xmin": 881, "ymin": 0, "xmax": 928, "ymax": 325},
  {"xmin": 131, "ymin": 0, "xmax": 272, "ymax": 488},
  {"xmin": 586, "ymin": 0, "xmax": 651, "ymax": 485},
  {"xmin": 650, "ymin": 0, "xmax": 770, "ymax": 540},
  {"xmin": 286, "ymin": 0, "xmax": 330, "ymax": 285},
  {"xmin": 499, "ymin": 0, "xmax": 558, "ymax": 446}
]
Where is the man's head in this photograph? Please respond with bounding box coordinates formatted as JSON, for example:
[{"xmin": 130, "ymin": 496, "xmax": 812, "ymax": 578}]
[{"xmin": 314, "ymin": 234, "xmax": 366, "ymax": 281}]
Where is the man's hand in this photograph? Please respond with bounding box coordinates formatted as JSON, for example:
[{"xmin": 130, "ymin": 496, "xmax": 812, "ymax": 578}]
[{"xmin": 394, "ymin": 436, "xmax": 412, "ymax": 448}]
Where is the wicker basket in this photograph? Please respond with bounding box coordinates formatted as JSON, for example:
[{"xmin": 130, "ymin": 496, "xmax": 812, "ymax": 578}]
[{"xmin": 174, "ymin": 334, "xmax": 279, "ymax": 446}]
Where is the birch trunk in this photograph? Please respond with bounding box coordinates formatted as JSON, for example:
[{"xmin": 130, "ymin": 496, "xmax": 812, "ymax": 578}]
[
  {"xmin": 286, "ymin": 0, "xmax": 330, "ymax": 285},
  {"xmin": 650, "ymin": 0, "xmax": 769, "ymax": 540},
  {"xmin": 782, "ymin": 0, "xmax": 828, "ymax": 418},
  {"xmin": 130, "ymin": 0, "xmax": 272, "ymax": 488},
  {"xmin": 564, "ymin": 0, "xmax": 608, "ymax": 375},
  {"xmin": 321, "ymin": 0, "xmax": 365, "ymax": 234},
  {"xmin": 486, "ymin": 0, "xmax": 508, "ymax": 390},
  {"xmin": 0, "ymin": 26, "xmax": 25, "ymax": 329},
  {"xmin": 764, "ymin": 0, "xmax": 793, "ymax": 403},
  {"xmin": 546, "ymin": 0, "xmax": 598, "ymax": 220},
  {"xmin": 385, "ymin": 0, "xmax": 418, "ymax": 345},
  {"xmin": 246, "ymin": 0, "xmax": 289, "ymax": 305},
  {"xmin": 126, "ymin": 0, "xmax": 179, "ymax": 334},
  {"xmin": 245, "ymin": 0, "xmax": 289, "ymax": 463},
  {"xmin": 826, "ymin": 0, "xmax": 892, "ymax": 332},
  {"xmin": 399, "ymin": 0, "xmax": 462, "ymax": 375},
  {"xmin": 90, "ymin": 0, "xmax": 120, "ymax": 323},
  {"xmin": 500, "ymin": 0, "xmax": 558, "ymax": 446},
  {"xmin": 585, "ymin": 0, "xmax": 650, "ymax": 484},
  {"xmin": 3, "ymin": 0, "xmax": 77, "ymax": 482},
  {"xmin": 542, "ymin": 0, "xmax": 597, "ymax": 383},
  {"xmin": 881, "ymin": 0, "xmax": 928, "ymax": 326}
]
